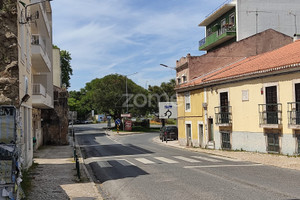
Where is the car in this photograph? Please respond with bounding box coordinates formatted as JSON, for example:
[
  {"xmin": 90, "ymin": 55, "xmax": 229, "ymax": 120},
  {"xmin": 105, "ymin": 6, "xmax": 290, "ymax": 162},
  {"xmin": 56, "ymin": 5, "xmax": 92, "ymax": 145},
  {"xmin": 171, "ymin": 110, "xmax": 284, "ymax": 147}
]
[{"xmin": 159, "ymin": 126, "xmax": 178, "ymax": 141}]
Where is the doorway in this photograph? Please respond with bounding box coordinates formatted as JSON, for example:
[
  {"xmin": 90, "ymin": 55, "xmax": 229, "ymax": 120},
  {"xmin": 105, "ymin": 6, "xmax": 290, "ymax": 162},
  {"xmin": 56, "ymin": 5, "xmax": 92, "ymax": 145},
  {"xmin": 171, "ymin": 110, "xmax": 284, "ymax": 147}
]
[
  {"xmin": 198, "ymin": 124, "xmax": 203, "ymax": 148},
  {"xmin": 186, "ymin": 123, "xmax": 192, "ymax": 146}
]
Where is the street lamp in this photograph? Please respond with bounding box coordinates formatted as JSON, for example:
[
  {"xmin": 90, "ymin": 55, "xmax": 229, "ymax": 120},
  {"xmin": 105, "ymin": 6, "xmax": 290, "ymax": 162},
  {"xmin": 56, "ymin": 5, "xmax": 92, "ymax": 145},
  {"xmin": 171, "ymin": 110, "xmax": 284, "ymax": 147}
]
[
  {"xmin": 125, "ymin": 72, "xmax": 138, "ymax": 113},
  {"xmin": 160, "ymin": 63, "xmax": 176, "ymax": 70},
  {"xmin": 19, "ymin": 0, "xmax": 53, "ymax": 24}
]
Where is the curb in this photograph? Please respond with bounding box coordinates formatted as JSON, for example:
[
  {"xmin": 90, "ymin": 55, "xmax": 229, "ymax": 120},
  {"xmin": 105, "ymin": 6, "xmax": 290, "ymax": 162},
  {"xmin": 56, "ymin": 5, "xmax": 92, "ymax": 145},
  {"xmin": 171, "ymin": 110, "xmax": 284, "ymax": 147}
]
[{"xmin": 74, "ymin": 136, "xmax": 104, "ymax": 200}]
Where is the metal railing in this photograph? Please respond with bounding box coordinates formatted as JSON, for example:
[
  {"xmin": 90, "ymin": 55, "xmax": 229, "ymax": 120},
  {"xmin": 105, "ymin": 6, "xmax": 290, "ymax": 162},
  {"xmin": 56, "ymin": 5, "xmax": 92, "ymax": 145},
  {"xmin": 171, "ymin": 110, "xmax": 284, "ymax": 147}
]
[
  {"xmin": 259, "ymin": 103, "xmax": 282, "ymax": 125},
  {"xmin": 32, "ymin": 83, "xmax": 46, "ymax": 97},
  {"xmin": 288, "ymin": 102, "xmax": 300, "ymax": 125},
  {"xmin": 215, "ymin": 106, "xmax": 232, "ymax": 124},
  {"xmin": 199, "ymin": 26, "xmax": 236, "ymax": 48}
]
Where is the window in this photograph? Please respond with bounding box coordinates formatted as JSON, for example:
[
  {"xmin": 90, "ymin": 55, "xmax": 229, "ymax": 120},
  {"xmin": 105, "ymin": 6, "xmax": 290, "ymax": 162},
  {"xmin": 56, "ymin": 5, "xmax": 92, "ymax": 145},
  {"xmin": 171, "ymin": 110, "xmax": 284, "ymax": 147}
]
[
  {"xmin": 295, "ymin": 83, "xmax": 300, "ymax": 124},
  {"xmin": 207, "ymin": 28, "xmax": 212, "ymax": 36},
  {"xmin": 266, "ymin": 86, "xmax": 278, "ymax": 124},
  {"xmin": 177, "ymin": 77, "xmax": 181, "ymax": 85},
  {"xmin": 182, "ymin": 75, "xmax": 187, "ymax": 83},
  {"xmin": 185, "ymin": 92, "xmax": 191, "ymax": 111},
  {"xmin": 229, "ymin": 13, "xmax": 235, "ymax": 25},
  {"xmin": 220, "ymin": 18, "xmax": 226, "ymax": 35}
]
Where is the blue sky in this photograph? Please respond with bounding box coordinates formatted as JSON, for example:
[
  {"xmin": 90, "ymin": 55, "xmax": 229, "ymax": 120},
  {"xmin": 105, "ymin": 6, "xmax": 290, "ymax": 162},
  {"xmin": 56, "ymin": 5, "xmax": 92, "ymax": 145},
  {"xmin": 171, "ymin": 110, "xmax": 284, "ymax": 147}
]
[{"xmin": 51, "ymin": 0, "xmax": 226, "ymax": 91}]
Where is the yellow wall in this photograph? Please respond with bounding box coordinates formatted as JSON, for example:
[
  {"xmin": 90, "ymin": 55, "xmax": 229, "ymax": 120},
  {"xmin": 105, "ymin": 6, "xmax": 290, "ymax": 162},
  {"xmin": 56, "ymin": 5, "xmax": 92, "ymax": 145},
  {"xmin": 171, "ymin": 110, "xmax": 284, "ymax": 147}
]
[
  {"xmin": 177, "ymin": 89, "xmax": 205, "ymax": 141},
  {"xmin": 207, "ymin": 72, "xmax": 300, "ymax": 135}
]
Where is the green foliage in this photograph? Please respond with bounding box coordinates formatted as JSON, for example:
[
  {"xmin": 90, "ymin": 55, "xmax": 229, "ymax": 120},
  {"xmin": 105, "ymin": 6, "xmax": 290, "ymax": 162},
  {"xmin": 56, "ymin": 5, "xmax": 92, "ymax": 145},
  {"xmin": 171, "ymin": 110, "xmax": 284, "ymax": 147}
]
[
  {"xmin": 148, "ymin": 79, "xmax": 176, "ymax": 114},
  {"xmin": 68, "ymin": 75, "xmax": 176, "ymax": 120},
  {"xmin": 60, "ymin": 50, "xmax": 73, "ymax": 88}
]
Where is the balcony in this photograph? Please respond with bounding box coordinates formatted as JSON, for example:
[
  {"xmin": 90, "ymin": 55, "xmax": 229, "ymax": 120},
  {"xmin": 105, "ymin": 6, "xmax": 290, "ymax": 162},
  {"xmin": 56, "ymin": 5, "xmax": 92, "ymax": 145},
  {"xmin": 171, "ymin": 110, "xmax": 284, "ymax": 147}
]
[
  {"xmin": 259, "ymin": 104, "xmax": 282, "ymax": 128},
  {"xmin": 199, "ymin": 26, "xmax": 236, "ymax": 51},
  {"xmin": 31, "ymin": 35, "xmax": 51, "ymax": 72},
  {"xmin": 288, "ymin": 102, "xmax": 300, "ymax": 128},
  {"xmin": 32, "ymin": 84, "xmax": 53, "ymax": 109},
  {"xmin": 215, "ymin": 106, "xmax": 232, "ymax": 126}
]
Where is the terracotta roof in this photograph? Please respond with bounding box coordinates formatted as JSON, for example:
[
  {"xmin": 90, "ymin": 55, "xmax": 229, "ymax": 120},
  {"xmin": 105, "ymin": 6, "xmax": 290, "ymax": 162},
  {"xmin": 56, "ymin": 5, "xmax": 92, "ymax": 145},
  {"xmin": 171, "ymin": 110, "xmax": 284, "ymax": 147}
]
[{"xmin": 177, "ymin": 40, "xmax": 300, "ymax": 90}]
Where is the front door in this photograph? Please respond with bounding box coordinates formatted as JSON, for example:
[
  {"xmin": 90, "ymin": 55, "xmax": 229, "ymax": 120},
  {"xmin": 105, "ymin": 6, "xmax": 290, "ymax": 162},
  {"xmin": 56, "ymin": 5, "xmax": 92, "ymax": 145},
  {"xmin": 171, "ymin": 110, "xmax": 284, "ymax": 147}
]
[
  {"xmin": 221, "ymin": 132, "xmax": 231, "ymax": 150},
  {"xmin": 198, "ymin": 124, "xmax": 203, "ymax": 148},
  {"xmin": 208, "ymin": 118, "xmax": 214, "ymax": 141},
  {"xmin": 186, "ymin": 124, "xmax": 192, "ymax": 146},
  {"xmin": 266, "ymin": 86, "xmax": 278, "ymax": 124}
]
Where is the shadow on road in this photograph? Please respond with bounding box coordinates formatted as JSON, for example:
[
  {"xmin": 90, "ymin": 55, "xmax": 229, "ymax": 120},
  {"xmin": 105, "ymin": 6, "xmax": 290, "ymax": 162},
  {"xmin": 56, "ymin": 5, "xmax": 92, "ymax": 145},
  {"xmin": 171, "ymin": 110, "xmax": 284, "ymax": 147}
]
[{"xmin": 89, "ymin": 160, "xmax": 149, "ymax": 183}]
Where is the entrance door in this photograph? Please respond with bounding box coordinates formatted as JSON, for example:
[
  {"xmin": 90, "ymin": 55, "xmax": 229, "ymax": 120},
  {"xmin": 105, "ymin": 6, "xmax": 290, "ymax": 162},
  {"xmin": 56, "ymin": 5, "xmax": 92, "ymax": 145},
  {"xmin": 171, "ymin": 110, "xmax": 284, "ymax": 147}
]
[
  {"xmin": 295, "ymin": 84, "xmax": 300, "ymax": 124},
  {"xmin": 198, "ymin": 124, "xmax": 203, "ymax": 148},
  {"xmin": 266, "ymin": 86, "xmax": 278, "ymax": 124},
  {"xmin": 221, "ymin": 132, "xmax": 231, "ymax": 150},
  {"xmin": 186, "ymin": 124, "xmax": 192, "ymax": 146},
  {"xmin": 208, "ymin": 118, "xmax": 214, "ymax": 141},
  {"xmin": 220, "ymin": 92, "xmax": 229, "ymax": 123}
]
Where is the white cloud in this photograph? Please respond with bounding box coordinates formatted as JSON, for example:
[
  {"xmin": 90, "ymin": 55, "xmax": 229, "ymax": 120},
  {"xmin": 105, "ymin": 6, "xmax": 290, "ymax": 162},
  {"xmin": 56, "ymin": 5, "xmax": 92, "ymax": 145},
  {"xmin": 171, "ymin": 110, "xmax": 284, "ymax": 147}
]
[{"xmin": 51, "ymin": 0, "xmax": 225, "ymax": 91}]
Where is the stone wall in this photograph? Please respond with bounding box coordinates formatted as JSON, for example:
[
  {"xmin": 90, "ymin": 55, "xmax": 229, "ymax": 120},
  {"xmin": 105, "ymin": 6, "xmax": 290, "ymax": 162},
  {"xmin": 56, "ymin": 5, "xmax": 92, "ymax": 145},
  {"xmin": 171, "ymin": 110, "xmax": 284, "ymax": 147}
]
[
  {"xmin": 0, "ymin": 0, "xmax": 19, "ymax": 105},
  {"xmin": 42, "ymin": 86, "xmax": 69, "ymax": 145}
]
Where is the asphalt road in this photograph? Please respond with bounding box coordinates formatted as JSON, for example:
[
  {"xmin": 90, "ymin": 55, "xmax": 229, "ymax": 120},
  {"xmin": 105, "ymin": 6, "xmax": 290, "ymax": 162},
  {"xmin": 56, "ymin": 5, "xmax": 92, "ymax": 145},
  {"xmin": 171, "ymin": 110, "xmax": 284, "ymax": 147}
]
[{"xmin": 75, "ymin": 124, "xmax": 300, "ymax": 200}]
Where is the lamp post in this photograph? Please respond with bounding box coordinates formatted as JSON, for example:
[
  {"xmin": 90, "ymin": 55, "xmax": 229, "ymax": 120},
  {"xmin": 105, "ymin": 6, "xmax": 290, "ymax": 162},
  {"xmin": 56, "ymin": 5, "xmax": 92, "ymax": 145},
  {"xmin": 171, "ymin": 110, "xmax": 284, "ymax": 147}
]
[
  {"xmin": 125, "ymin": 72, "xmax": 137, "ymax": 113},
  {"xmin": 160, "ymin": 64, "xmax": 176, "ymax": 70}
]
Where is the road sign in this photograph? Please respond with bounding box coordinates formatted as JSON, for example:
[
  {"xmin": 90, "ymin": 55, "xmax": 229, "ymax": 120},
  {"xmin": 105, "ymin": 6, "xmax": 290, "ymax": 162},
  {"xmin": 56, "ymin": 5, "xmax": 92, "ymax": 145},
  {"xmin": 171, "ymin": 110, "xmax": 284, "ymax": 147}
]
[
  {"xmin": 115, "ymin": 118, "xmax": 121, "ymax": 125},
  {"xmin": 159, "ymin": 102, "xmax": 177, "ymax": 119},
  {"xmin": 121, "ymin": 113, "xmax": 131, "ymax": 118}
]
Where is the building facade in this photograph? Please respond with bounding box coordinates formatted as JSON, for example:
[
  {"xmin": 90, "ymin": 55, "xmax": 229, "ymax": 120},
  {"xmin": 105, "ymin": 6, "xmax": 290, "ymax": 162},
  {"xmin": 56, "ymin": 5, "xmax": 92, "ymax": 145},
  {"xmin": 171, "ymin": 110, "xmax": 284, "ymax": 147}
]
[
  {"xmin": 177, "ymin": 38, "xmax": 300, "ymax": 155},
  {"xmin": 0, "ymin": 0, "xmax": 53, "ymax": 168},
  {"xmin": 199, "ymin": 0, "xmax": 300, "ymax": 52}
]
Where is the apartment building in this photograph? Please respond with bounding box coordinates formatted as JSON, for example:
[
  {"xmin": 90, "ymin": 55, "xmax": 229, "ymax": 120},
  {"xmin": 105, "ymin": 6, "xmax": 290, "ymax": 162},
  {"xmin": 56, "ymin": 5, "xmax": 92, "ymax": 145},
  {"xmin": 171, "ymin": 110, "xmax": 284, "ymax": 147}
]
[
  {"xmin": 0, "ymin": 0, "xmax": 53, "ymax": 168},
  {"xmin": 199, "ymin": 0, "xmax": 300, "ymax": 52},
  {"xmin": 177, "ymin": 39, "xmax": 300, "ymax": 155},
  {"xmin": 30, "ymin": 0, "xmax": 54, "ymax": 150}
]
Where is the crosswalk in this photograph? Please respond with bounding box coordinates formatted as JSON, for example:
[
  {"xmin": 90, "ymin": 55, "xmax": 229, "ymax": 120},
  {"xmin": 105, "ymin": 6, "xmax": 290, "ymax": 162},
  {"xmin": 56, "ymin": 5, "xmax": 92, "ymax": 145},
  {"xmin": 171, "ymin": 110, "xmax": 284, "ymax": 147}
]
[{"xmin": 95, "ymin": 154, "xmax": 241, "ymax": 168}]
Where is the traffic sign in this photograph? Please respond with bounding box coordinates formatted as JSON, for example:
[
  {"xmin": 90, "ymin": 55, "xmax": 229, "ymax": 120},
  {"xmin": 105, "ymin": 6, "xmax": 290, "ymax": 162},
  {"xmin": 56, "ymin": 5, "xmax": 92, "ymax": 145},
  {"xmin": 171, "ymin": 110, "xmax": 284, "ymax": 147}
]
[
  {"xmin": 159, "ymin": 102, "xmax": 177, "ymax": 119},
  {"xmin": 115, "ymin": 118, "xmax": 121, "ymax": 125}
]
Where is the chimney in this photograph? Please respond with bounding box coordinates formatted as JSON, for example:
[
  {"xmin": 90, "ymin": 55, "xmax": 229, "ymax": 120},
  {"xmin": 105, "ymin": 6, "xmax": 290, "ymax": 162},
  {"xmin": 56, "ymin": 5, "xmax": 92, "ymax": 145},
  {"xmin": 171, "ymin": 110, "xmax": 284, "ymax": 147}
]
[{"xmin": 293, "ymin": 34, "xmax": 300, "ymax": 42}]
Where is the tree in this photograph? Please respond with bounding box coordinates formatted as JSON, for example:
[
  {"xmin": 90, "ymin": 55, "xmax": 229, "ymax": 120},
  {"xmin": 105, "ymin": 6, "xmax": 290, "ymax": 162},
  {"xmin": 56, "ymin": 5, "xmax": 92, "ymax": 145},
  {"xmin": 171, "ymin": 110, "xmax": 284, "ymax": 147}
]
[
  {"xmin": 60, "ymin": 50, "xmax": 73, "ymax": 88},
  {"xmin": 148, "ymin": 79, "xmax": 176, "ymax": 114}
]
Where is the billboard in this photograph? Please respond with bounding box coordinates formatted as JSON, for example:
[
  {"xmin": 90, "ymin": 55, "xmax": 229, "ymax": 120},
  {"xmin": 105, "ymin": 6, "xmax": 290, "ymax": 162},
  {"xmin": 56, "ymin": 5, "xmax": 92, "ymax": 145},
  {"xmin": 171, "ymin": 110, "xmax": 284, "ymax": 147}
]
[{"xmin": 159, "ymin": 102, "xmax": 177, "ymax": 119}]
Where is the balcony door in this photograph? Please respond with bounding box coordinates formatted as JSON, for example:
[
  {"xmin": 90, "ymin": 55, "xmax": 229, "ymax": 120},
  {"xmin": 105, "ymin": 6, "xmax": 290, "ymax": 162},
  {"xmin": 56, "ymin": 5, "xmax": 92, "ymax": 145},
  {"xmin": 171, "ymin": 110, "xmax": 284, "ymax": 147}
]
[
  {"xmin": 296, "ymin": 84, "xmax": 300, "ymax": 124},
  {"xmin": 220, "ymin": 92, "xmax": 229, "ymax": 123},
  {"xmin": 266, "ymin": 86, "xmax": 278, "ymax": 124}
]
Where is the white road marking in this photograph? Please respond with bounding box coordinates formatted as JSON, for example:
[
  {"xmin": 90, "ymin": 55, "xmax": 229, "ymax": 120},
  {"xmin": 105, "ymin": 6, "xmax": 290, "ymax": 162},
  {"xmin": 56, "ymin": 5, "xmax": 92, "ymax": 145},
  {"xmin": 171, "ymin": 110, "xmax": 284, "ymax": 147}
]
[
  {"xmin": 209, "ymin": 155, "xmax": 239, "ymax": 162},
  {"xmin": 97, "ymin": 161, "xmax": 112, "ymax": 168},
  {"xmin": 154, "ymin": 157, "xmax": 179, "ymax": 164},
  {"xmin": 191, "ymin": 156, "xmax": 221, "ymax": 163},
  {"xmin": 173, "ymin": 156, "xmax": 201, "ymax": 163},
  {"xmin": 184, "ymin": 163, "xmax": 263, "ymax": 169},
  {"xmin": 135, "ymin": 158, "xmax": 155, "ymax": 164},
  {"xmin": 116, "ymin": 159, "xmax": 136, "ymax": 166}
]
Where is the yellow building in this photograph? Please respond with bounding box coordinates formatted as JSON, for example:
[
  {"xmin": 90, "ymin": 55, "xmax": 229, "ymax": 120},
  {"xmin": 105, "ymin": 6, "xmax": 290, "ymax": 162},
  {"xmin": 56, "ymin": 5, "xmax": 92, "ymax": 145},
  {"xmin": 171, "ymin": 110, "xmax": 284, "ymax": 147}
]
[{"xmin": 177, "ymin": 39, "xmax": 300, "ymax": 155}]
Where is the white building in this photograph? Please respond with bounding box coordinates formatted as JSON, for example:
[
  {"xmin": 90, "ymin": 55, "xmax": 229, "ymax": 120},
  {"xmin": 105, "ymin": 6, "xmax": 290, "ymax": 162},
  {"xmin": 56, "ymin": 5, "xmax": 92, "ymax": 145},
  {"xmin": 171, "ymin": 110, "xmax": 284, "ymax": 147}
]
[{"xmin": 199, "ymin": 0, "xmax": 300, "ymax": 52}]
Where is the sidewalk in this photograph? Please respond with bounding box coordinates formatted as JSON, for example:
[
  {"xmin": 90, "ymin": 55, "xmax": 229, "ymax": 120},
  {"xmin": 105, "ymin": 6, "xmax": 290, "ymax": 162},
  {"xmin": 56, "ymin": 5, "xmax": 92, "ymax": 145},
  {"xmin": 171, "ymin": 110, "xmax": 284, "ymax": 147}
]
[
  {"xmin": 153, "ymin": 137, "xmax": 300, "ymax": 171},
  {"xmin": 27, "ymin": 144, "xmax": 103, "ymax": 200}
]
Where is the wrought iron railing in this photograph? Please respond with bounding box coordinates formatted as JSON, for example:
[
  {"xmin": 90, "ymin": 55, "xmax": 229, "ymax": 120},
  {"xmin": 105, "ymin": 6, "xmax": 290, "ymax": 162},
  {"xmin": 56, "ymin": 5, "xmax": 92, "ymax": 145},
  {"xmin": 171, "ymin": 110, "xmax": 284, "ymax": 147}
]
[
  {"xmin": 215, "ymin": 106, "xmax": 232, "ymax": 124},
  {"xmin": 288, "ymin": 102, "xmax": 300, "ymax": 125},
  {"xmin": 258, "ymin": 103, "xmax": 282, "ymax": 125}
]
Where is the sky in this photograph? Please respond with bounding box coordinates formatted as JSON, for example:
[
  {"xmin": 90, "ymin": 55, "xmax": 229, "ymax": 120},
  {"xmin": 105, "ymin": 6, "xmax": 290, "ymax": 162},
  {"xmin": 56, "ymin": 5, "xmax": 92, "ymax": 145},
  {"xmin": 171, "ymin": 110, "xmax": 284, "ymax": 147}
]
[{"xmin": 51, "ymin": 0, "xmax": 226, "ymax": 91}]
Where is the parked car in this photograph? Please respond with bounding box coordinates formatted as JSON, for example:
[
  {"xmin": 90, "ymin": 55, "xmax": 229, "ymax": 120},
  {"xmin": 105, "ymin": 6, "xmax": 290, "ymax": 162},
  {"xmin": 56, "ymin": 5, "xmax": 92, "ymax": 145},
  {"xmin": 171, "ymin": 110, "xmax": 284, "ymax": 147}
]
[{"xmin": 160, "ymin": 126, "xmax": 178, "ymax": 141}]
